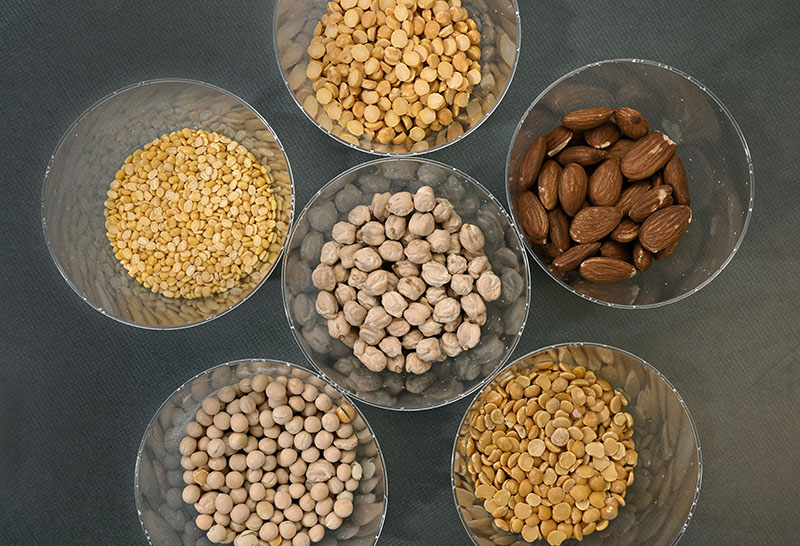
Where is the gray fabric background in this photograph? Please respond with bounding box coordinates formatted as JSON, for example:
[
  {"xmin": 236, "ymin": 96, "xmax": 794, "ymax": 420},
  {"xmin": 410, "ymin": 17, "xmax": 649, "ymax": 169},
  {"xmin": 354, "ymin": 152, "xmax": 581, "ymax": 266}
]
[{"xmin": 1, "ymin": 1, "xmax": 798, "ymax": 544}]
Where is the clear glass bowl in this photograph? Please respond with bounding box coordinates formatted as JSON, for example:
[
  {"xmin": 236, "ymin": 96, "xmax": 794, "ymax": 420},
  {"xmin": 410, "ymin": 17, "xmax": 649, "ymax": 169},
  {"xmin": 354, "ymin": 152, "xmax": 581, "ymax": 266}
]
[
  {"xmin": 452, "ymin": 342, "xmax": 702, "ymax": 546},
  {"xmin": 506, "ymin": 59, "xmax": 754, "ymax": 308},
  {"xmin": 282, "ymin": 158, "xmax": 530, "ymax": 410},
  {"xmin": 135, "ymin": 358, "xmax": 387, "ymax": 546},
  {"xmin": 42, "ymin": 79, "xmax": 295, "ymax": 329},
  {"xmin": 273, "ymin": 0, "xmax": 520, "ymax": 156}
]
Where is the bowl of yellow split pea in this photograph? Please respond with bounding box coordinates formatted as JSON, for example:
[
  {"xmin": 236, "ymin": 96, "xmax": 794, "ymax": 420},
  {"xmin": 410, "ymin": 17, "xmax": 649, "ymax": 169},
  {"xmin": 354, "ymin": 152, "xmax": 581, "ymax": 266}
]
[
  {"xmin": 274, "ymin": 0, "xmax": 520, "ymax": 155},
  {"xmin": 42, "ymin": 79, "xmax": 294, "ymax": 329}
]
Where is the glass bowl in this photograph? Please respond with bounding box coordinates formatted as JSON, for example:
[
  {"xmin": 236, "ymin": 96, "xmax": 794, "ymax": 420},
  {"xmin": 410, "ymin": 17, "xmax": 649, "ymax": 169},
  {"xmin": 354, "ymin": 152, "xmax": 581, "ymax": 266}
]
[
  {"xmin": 452, "ymin": 342, "xmax": 702, "ymax": 546},
  {"xmin": 282, "ymin": 158, "xmax": 530, "ymax": 410},
  {"xmin": 273, "ymin": 0, "xmax": 520, "ymax": 155},
  {"xmin": 42, "ymin": 79, "xmax": 295, "ymax": 329},
  {"xmin": 135, "ymin": 358, "xmax": 387, "ymax": 546},
  {"xmin": 506, "ymin": 59, "xmax": 754, "ymax": 308}
]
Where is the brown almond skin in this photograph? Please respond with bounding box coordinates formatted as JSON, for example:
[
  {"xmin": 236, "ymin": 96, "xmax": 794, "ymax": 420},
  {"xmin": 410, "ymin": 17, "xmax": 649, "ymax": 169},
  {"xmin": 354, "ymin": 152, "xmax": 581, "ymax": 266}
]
[
  {"xmin": 556, "ymin": 146, "xmax": 608, "ymax": 167},
  {"xmin": 650, "ymin": 171, "xmax": 664, "ymax": 187},
  {"xmin": 601, "ymin": 240, "xmax": 633, "ymax": 263},
  {"xmin": 588, "ymin": 158, "xmax": 623, "ymax": 206},
  {"xmin": 548, "ymin": 208, "xmax": 571, "ymax": 254},
  {"xmin": 615, "ymin": 107, "xmax": 649, "ymax": 139},
  {"xmin": 639, "ymin": 205, "xmax": 692, "ymax": 253},
  {"xmin": 629, "ymin": 185, "xmax": 674, "ymax": 223},
  {"xmin": 517, "ymin": 191, "xmax": 549, "ymax": 244},
  {"xmin": 558, "ymin": 163, "xmax": 588, "ymax": 216},
  {"xmin": 537, "ymin": 160, "xmax": 561, "ymax": 210},
  {"xmin": 664, "ymin": 154, "xmax": 690, "ymax": 205},
  {"xmin": 579, "ymin": 257, "xmax": 636, "ymax": 283},
  {"xmin": 615, "ymin": 181, "xmax": 651, "ymax": 215},
  {"xmin": 606, "ymin": 138, "xmax": 635, "ymax": 160},
  {"xmin": 545, "ymin": 126, "xmax": 573, "ymax": 157},
  {"xmin": 654, "ymin": 233, "xmax": 684, "ymax": 260},
  {"xmin": 519, "ymin": 135, "xmax": 547, "ymax": 191},
  {"xmin": 569, "ymin": 206, "xmax": 623, "ymax": 244},
  {"xmin": 552, "ymin": 242, "xmax": 601, "ymax": 271},
  {"xmin": 561, "ymin": 107, "xmax": 615, "ymax": 131},
  {"xmin": 632, "ymin": 241, "xmax": 652, "ymax": 271},
  {"xmin": 585, "ymin": 122, "xmax": 620, "ymax": 149},
  {"xmin": 610, "ymin": 218, "xmax": 640, "ymax": 243},
  {"xmin": 620, "ymin": 131, "xmax": 677, "ymax": 180}
]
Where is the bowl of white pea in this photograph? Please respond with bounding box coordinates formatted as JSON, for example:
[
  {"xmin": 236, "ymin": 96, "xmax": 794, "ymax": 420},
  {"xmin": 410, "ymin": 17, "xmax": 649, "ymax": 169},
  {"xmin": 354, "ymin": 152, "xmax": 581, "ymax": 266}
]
[
  {"xmin": 134, "ymin": 359, "xmax": 388, "ymax": 546},
  {"xmin": 282, "ymin": 158, "xmax": 531, "ymax": 411}
]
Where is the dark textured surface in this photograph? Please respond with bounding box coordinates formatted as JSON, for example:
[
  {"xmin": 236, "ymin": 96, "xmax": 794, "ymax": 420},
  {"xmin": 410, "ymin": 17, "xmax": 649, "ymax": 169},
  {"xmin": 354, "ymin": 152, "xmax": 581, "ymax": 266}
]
[{"xmin": 1, "ymin": 1, "xmax": 798, "ymax": 544}]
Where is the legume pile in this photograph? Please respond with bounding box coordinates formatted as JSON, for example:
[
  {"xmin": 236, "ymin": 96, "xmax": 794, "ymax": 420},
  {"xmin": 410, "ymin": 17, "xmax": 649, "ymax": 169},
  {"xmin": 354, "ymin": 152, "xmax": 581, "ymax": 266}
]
[
  {"xmin": 306, "ymin": 0, "xmax": 482, "ymax": 148},
  {"xmin": 464, "ymin": 360, "xmax": 637, "ymax": 545},
  {"xmin": 105, "ymin": 129, "xmax": 282, "ymax": 299},
  {"xmin": 179, "ymin": 373, "xmax": 365, "ymax": 545}
]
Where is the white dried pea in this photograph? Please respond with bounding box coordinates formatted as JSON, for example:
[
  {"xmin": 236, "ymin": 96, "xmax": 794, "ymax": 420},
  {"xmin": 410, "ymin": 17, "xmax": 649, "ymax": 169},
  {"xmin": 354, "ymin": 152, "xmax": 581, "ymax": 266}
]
[
  {"xmin": 405, "ymin": 352, "xmax": 432, "ymax": 374},
  {"xmin": 432, "ymin": 198, "xmax": 454, "ymax": 222},
  {"xmin": 312, "ymin": 265, "xmax": 336, "ymax": 292},
  {"xmin": 384, "ymin": 215, "xmax": 407, "ymax": 240},
  {"xmin": 397, "ymin": 276, "xmax": 426, "ymax": 300},
  {"xmin": 476, "ymin": 271, "xmax": 502, "ymax": 302},
  {"xmin": 353, "ymin": 247, "xmax": 382, "ymax": 272},
  {"xmin": 370, "ymin": 192, "xmax": 391, "ymax": 221},
  {"xmin": 425, "ymin": 285, "xmax": 447, "ymax": 305},
  {"xmin": 386, "ymin": 318, "xmax": 411, "ymax": 337},
  {"xmin": 332, "ymin": 264, "xmax": 348, "ymax": 283},
  {"xmin": 413, "ymin": 186, "xmax": 436, "ymax": 212},
  {"xmin": 440, "ymin": 333, "xmax": 462, "ymax": 357},
  {"xmin": 334, "ymin": 283, "xmax": 356, "ymax": 304},
  {"xmin": 358, "ymin": 325, "xmax": 385, "ymax": 345},
  {"xmin": 467, "ymin": 255, "xmax": 490, "ymax": 278},
  {"xmin": 377, "ymin": 240, "xmax": 404, "ymax": 262},
  {"xmin": 347, "ymin": 205, "xmax": 372, "ymax": 226},
  {"xmin": 347, "ymin": 268, "xmax": 368, "ymax": 289},
  {"xmin": 358, "ymin": 346, "xmax": 387, "ymax": 372},
  {"xmin": 362, "ymin": 270, "xmax": 390, "ymax": 296},
  {"xmin": 342, "ymin": 300, "xmax": 367, "ymax": 327},
  {"xmin": 417, "ymin": 337, "xmax": 442, "ymax": 362},
  {"xmin": 421, "ymin": 262, "xmax": 451, "ymax": 287},
  {"xmin": 404, "ymin": 302, "xmax": 431, "ymax": 326},
  {"xmin": 448, "ymin": 233, "xmax": 462, "ymax": 255},
  {"xmin": 392, "ymin": 260, "xmax": 420, "ymax": 278},
  {"xmin": 457, "ymin": 321, "xmax": 481, "ymax": 350},
  {"xmin": 446, "ymin": 254, "xmax": 468, "ymax": 275},
  {"xmin": 356, "ymin": 290, "xmax": 378, "ymax": 310},
  {"xmin": 327, "ymin": 313, "xmax": 350, "ymax": 339},
  {"xmin": 315, "ymin": 291, "xmax": 339, "ymax": 319},
  {"xmin": 459, "ymin": 224, "xmax": 486, "ymax": 254},
  {"xmin": 401, "ymin": 329, "xmax": 424, "ymax": 350},
  {"xmin": 332, "ymin": 222, "xmax": 356, "ymax": 244},
  {"xmin": 450, "ymin": 274, "xmax": 474, "ymax": 296},
  {"xmin": 381, "ymin": 291, "xmax": 409, "ymax": 318},
  {"xmin": 408, "ymin": 212, "xmax": 436, "ymax": 236},
  {"xmin": 419, "ymin": 318, "xmax": 443, "ymax": 337},
  {"xmin": 404, "ymin": 239, "xmax": 432, "ymax": 264},
  {"xmin": 386, "ymin": 354, "xmax": 404, "ymax": 373},
  {"xmin": 442, "ymin": 211, "xmax": 463, "ymax": 233},
  {"xmin": 433, "ymin": 297, "xmax": 461, "ymax": 323},
  {"xmin": 359, "ymin": 221, "xmax": 386, "ymax": 246},
  {"xmin": 460, "ymin": 292, "xmax": 486, "ymax": 319},
  {"xmin": 387, "ymin": 191, "xmax": 414, "ymax": 216},
  {"xmin": 378, "ymin": 336, "xmax": 403, "ymax": 358},
  {"xmin": 427, "ymin": 229, "xmax": 451, "ymax": 253},
  {"xmin": 319, "ymin": 241, "xmax": 342, "ymax": 266},
  {"xmin": 363, "ymin": 306, "xmax": 392, "ymax": 330},
  {"xmin": 339, "ymin": 243, "xmax": 363, "ymax": 269}
]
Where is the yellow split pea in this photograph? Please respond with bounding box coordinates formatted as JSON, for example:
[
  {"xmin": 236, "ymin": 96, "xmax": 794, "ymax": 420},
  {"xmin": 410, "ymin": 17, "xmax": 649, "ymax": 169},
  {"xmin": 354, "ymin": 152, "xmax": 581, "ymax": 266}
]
[{"xmin": 104, "ymin": 129, "xmax": 279, "ymax": 299}]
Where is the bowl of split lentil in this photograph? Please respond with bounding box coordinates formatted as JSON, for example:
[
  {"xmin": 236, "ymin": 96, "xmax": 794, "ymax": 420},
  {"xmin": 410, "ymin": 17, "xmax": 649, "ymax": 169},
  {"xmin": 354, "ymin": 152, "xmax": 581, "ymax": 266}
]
[
  {"xmin": 135, "ymin": 358, "xmax": 388, "ymax": 546},
  {"xmin": 452, "ymin": 343, "xmax": 701, "ymax": 546},
  {"xmin": 273, "ymin": 0, "xmax": 520, "ymax": 155},
  {"xmin": 41, "ymin": 79, "xmax": 294, "ymax": 329}
]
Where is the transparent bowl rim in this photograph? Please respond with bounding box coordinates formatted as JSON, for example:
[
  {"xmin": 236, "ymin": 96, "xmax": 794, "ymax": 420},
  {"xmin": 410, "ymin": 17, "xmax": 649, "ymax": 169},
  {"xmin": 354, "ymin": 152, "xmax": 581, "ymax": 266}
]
[
  {"xmin": 450, "ymin": 341, "xmax": 703, "ymax": 546},
  {"xmin": 281, "ymin": 156, "xmax": 532, "ymax": 411},
  {"xmin": 272, "ymin": 0, "xmax": 522, "ymax": 157},
  {"xmin": 504, "ymin": 58, "xmax": 755, "ymax": 309},
  {"xmin": 41, "ymin": 78, "xmax": 297, "ymax": 330},
  {"xmin": 133, "ymin": 357, "xmax": 389, "ymax": 546}
]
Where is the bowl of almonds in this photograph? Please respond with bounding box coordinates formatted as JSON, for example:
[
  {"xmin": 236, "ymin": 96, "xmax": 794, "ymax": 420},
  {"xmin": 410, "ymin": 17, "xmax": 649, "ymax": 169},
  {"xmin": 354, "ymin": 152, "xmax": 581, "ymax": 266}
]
[
  {"xmin": 282, "ymin": 158, "xmax": 530, "ymax": 410},
  {"xmin": 506, "ymin": 59, "xmax": 754, "ymax": 307},
  {"xmin": 452, "ymin": 342, "xmax": 701, "ymax": 546},
  {"xmin": 274, "ymin": 0, "xmax": 520, "ymax": 155},
  {"xmin": 135, "ymin": 358, "xmax": 387, "ymax": 546},
  {"xmin": 42, "ymin": 79, "xmax": 294, "ymax": 328}
]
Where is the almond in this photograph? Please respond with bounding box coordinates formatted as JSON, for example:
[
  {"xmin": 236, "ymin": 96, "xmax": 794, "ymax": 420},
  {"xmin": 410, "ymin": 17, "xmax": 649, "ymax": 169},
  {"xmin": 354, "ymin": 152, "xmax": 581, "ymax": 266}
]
[
  {"xmin": 614, "ymin": 106, "xmax": 649, "ymax": 139},
  {"xmin": 538, "ymin": 242, "xmax": 563, "ymax": 259},
  {"xmin": 610, "ymin": 218, "xmax": 640, "ymax": 243},
  {"xmin": 556, "ymin": 145, "xmax": 608, "ymax": 166},
  {"xmin": 558, "ymin": 163, "xmax": 588, "ymax": 216},
  {"xmin": 588, "ymin": 158, "xmax": 623, "ymax": 206},
  {"xmin": 545, "ymin": 125, "xmax": 573, "ymax": 157},
  {"xmin": 638, "ymin": 205, "xmax": 692, "ymax": 253},
  {"xmin": 629, "ymin": 185, "xmax": 674, "ymax": 223},
  {"xmin": 615, "ymin": 181, "xmax": 650, "ymax": 215},
  {"xmin": 569, "ymin": 206, "xmax": 623, "ymax": 244},
  {"xmin": 632, "ymin": 240, "xmax": 652, "ymax": 271},
  {"xmin": 537, "ymin": 160, "xmax": 561, "ymax": 210},
  {"xmin": 519, "ymin": 135, "xmax": 547, "ymax": 191},
  {"xmin": 653, "ymin": 232, "xmax": 684, "ymax": 260},
  {"xmin": 620, "ymin": 131, "xmax": 677, "ymax": 181},
  {"xmin": 663, "ymin": 154, "xmax": 690, "ymax": 205},
  {"xmin": 552, "ymin": 242, "xmax": 601, "ymax": 271},
  {"xmin": 606, "ymin": 138, "xmax": 635, "ymax": 160},
  {"xmin": 517, "ymin": 191, "xmax": 549, "ymax": 244},
  {"xmin": 547, "ymin": 208, "xmax": 570, "ymax": 254},
  {"xmin": 600, "ymin": 240, "xmax": 632, "ymax": 263},
  {"xmin": 579, "ymin": 257, "xmax": 636, "ymax": 283},
  {"xmin": 561, "ymin": 107, "xmax": 614, "ymax": 131},
  {"xmin": 650, "ymin": 171, "xmax": 664, "ymax": 187},
  {"xmin": 585, "ymin": 122, "xmax": 620, "ymax": 149}
]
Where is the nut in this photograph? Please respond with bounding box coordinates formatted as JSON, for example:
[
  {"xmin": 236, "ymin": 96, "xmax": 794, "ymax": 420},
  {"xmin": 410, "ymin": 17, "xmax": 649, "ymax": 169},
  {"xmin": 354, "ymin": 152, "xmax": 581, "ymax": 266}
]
[
  {"xmin": 517, "ymin": 191, "xmax": 549, "ymax": 245},
  {"xmin": 620, "ymin": 131, "xmax": 676, "ymax": 181},
  {"xmin": 558, "ymin": 163, "xmax": 588, "ymax": 217},
  {"xmin": 579, "ymin": 257, "xmax": 636, "ymax": 283},
  {"xmin": 615, "ymin": 106, "xmax": 649, "ymax": 139},
  {"xmin": 638, "ymin": 205, "xmax": 692, "ymax": 253},
  {"xmin": 519, "ymin": 135, "xmax": 547, "ymax": 191},
  {"xmin": 537, "ymin": 160, "xmax": 561, "ymax": 210},
  {"xmin": 561, "ymin": 107, "xmax": 615, "ymax": 131},
  {"xmin": 587, "ymin": 158, "xmax": 623, "ymax": 206},
  {"xmin": 569, "ymin": 206, "xmax": 623, "ymax": 244}
]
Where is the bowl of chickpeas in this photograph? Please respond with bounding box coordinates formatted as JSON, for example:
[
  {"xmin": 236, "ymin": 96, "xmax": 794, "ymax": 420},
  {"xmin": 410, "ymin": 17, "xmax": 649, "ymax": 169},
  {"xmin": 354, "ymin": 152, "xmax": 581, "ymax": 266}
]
[
  {"xmin": 273, "ymin": 0, "xmax": 520, "ymax": 155},
  {"xmin": 451, "ymin": 343, "xmax": 702, "ymax": 546},
  {"xmin": 135, "ymin": 359, "xmax": 387, "ymax": 546}
]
